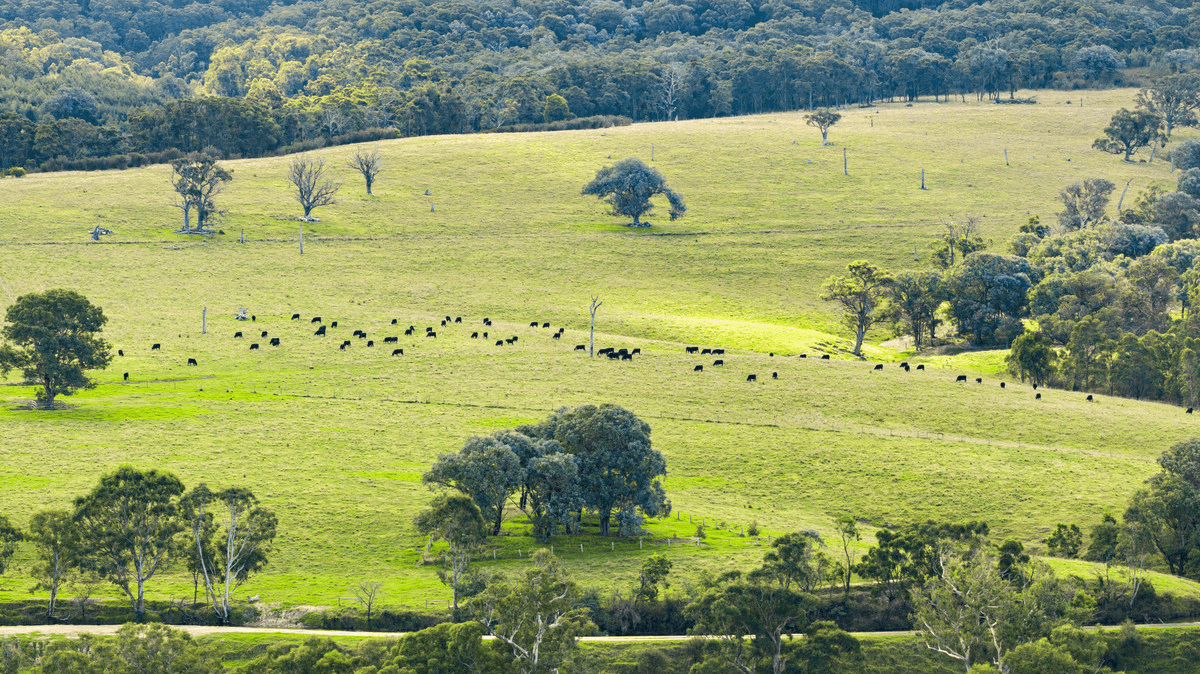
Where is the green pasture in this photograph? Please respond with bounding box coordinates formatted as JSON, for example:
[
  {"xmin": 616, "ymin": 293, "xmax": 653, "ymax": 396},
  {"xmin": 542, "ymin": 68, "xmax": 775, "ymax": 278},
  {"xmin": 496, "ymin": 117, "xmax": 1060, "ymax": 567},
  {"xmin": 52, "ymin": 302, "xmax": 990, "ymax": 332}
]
[{"xmin": 0, "ymin": 88, "xmax": 1198, "ymax": 611}]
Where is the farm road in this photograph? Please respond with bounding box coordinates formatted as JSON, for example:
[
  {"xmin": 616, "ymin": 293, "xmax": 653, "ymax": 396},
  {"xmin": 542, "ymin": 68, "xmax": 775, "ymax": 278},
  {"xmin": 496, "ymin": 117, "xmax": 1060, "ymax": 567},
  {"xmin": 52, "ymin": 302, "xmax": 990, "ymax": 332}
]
[{"xmin": 2, "ymin": 623, "xmax": 1199, "ymax": 641}]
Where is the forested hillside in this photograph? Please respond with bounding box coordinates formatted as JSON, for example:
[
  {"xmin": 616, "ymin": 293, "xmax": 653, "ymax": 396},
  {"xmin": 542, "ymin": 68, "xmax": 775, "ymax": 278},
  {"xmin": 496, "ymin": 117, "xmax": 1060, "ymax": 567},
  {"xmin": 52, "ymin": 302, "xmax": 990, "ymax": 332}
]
[{"xmin": 1, "ymin": 0, "xmax": 1200, "ymax": 170}]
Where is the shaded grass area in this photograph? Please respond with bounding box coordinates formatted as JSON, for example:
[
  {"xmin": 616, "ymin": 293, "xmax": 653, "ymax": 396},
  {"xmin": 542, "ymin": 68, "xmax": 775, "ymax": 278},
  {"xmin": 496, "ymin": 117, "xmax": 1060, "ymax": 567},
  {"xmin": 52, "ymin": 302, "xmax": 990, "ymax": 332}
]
[{"xmin": 0, "ymin": 89, "xmax": 1197, "ymax": 611}]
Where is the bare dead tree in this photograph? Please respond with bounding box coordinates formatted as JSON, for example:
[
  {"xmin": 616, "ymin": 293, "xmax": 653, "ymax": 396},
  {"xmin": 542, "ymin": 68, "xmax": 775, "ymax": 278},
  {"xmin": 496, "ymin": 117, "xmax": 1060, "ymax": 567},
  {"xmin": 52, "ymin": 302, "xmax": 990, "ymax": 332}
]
[
  {"xmin": 288, "ymin": 157, "xmax": 342, "ymax": 220},
  {"xmin": 347, "ymin": 148, "xmax": 384, "ymax": 195},
  {"xmin": 658, "ymin": 63, "xmax": 689, "ymax": 121},
  {"xmin": 353, "ymin": 580, "xmax": 385, "ymax": 628},
  {"xmin": 588, "ymin": 296, "xmax": 602, "ymax": 358}
]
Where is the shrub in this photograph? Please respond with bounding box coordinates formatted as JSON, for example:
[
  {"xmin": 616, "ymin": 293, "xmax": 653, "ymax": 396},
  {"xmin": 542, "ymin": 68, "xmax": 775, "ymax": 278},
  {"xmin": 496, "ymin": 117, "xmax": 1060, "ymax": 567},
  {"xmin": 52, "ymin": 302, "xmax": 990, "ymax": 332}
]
[{"xmin": 5, "ymin": 167, "xmax": 25, "ymax": 177}]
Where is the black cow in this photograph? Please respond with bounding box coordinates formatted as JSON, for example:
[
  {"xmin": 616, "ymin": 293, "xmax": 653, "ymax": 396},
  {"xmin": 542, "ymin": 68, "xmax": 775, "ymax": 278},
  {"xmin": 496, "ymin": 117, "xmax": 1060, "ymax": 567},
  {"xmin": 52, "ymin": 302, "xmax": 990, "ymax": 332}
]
[
  {"xmin": 694, "ymin": 365, "xmax": 703, "ymax": 372},
  {"xmin": 187, "ymin": 358, "xmax": 197, "ymax": 366},
  {"xmin": 483, "ymin": 332, "xmax": 488, "ymax": 338},
  {"xmin": 445, "ymin": 316, "xmax": 451, "ymax": 322},
  {"xmin": 1033, "ymin": 384, "xmax": 1038, "ymax": 390},
  {"xmin": 542, "ymin": 322, "xmax": 550, "ymax": 328},
  {"xmin": 315, "ymin": 326, "xmax": 326, "ymax": 336},
  {"xmin": 617, "ymin": 349, "xmax": 628, "ymax": 354},
  {"xmin": 340, "ymin": 343, "xmax": 348, "ymax": 350},
  {"xmin": 621, "ymin": 353, "xmax": 633, "ymax": 360},
  {"xmin": 598, "ymin": 348, "xmax": 612, "ymax": 354},
  {"xmin": 409, "ymin": 325, "xmax": 415, "ymax": 331},
  {"xmin": 530, "ymin": 321, "xmax": 539, "ymax": 327},
  {"xmin": 900, "ymin": 362, "xmax": 908, "ymax": 368},
  {"xmin": 686, "ymin": 347, "xmax": 699, "ymax": 354},
  {"xmin": 1000, "ymin": 382, "xmax": 1005, "ymax": 388},
  {"xmin": 118, "ymin": 349, "xmax": 124, "ymax": 356},
  {"xmin": 392, "ymin": 349, "xmax": 404, "ymax": 356},
  {"xmin": 342, "ymin": 340, "xmax": 351, "ymax": 347},
  {"xmin": 747, "ymin": 374, "xmax": 757, "ymax": 382},
  {"xmin": 455, "ymin": 317, "xmax": 462, "ymax": 323},
  {"xmin": 1087, "ymin": 394, "xmax": 1093, "ymax": 401},
  {"xmin": 483, "ymin": 317, "xmax": 490, "ymax": 324},
  {"xmin": 800, "ymin": 354, "xmax": 807, "ymax": 358},
  {"xmin": 123, "ymin": 372, "xmax": 128, "ymax": 381},
  {"xmin": 821, "ymin": 355, "xmax": 830, "ymax": 360},
  {"xmin": 956, "ymin": 375, "xmax": 968, "ymax": 382},
  {"xmin": 976, "ymin": 378, "xmax": 982, "ymax": 384},
  {"xmin": 511, "ymin": 336, "xmax": 519, "ymax": 342},
  {"xmin": 234, "ymin": 332, "xmax": 243, "ymax": 338},
  {"xmin": 902, "ymin": 364, "xmax": 910, "ymax": 371},
  {"xmin": 506, "ymin": 338, "xmax": 514, "ymax": 344},
  {"xmin": 701, "ymin": 348, "xmax": 711, "ymax": 355},
  {"xmin": 441, "ymin": 320, "xmax": 447, "ymax": 326},
  {"xmin": 714, "ymin": 349, "xmax": 725, "ymax": 355},
  {"xmin": 292, "ymin": 314, "xmax": 301, "ymax": 320},
  {"xmin": 496, "ymin": 340, "xmax": 504, "ymax": 346},
  {"xmin": 916, "ymin": 364, "xmax": 924, "ymax": 370},
  {"xmin": 331, "ymin": 321, "xmax": 338, "ymax": 327},
  {"xmin": 769, "ymin": 353, "xmax": 774, "ymax": 357},
  {"xmin": 152, "ymin": 343, "xmax": 161, "ymax": 350},
  {"xmin": 714, "ymin": 359, "xmax": 724, "ymax": 366},
  {"xmin": 391, "ymin": 319, "xmax": 398, "ymax": 325},
  {"xmin": 575, "ymin": 345, "xmax": 586, "ymax": 351},
  {"xmin": 405, "ymin": 328, "xmax": 414, "ymax": 335},
  {"xmin": 312, "ymin": 317, "xmax": 321, "ymax": 323},
  {"xmin": 357, "ymin": 333, "xmax": 366, "ymax": 339},
  {"xmin": 1189, "ymin": 408, "xmax": 1194, "ymax": 414},
  {"xmin": 252, "ymin": 316, "xmax": 255, "ymax": 321},
  {"xmin": 250, "ymin": 343, "xmax": 259, "ymax": 350},
  {"xmin": 607, "ymin": 352, "xmax": 619, "ymax": 359},
  {"xmin": 384, "ymin": 337, "xmax": 398, "ymax": 343},
  {"xmin": 873, "ymin": 364, "xmax": 883, "ymax": 371},
  {"xmin": 261, "ymin": 331, "xmax": 268, "ymax": 338},
  {"xmin": 552, "ymin": 333, "xmax": 561, "ymax": 339},
  {"xmin": 270, "ymin": 338, "xmax": 280, "ymax": 346},
  {"xmin": 367, "ymin": 341, "xmax": 374, "ymax": 347},
  {"xmin": 1036, "ymin": 393, "xmax": 1042, "ymax": 400},
  {"xmin": 772, "ymin": 372, "xmax": 778, "ymax": 379},
  {"xmin": 426, "ymin": 327, "xmax": 434, "ymax": 332},
  {"xmin": 353, "ymin": 330, "xmax": 363, "ymax": 337},
  {"xmin": 427, "ymin": 332, "xmax": 437, "ymax": 338}
]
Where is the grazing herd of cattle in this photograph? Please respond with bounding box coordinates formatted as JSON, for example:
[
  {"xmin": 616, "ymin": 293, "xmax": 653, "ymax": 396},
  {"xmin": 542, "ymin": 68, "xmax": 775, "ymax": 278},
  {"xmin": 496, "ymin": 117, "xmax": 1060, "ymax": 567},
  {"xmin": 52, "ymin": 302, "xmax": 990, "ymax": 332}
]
[{"xmin": 109, "ymin": 314, "xmax": 1159, "ymax": 408}]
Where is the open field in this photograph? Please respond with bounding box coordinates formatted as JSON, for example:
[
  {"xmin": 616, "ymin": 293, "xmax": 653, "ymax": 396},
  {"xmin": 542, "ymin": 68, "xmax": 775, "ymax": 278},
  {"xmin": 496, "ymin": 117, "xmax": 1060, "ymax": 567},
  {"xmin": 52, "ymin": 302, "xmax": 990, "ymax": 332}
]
[{"xmin": 0, "ymin": 88, "xmax": 1198, "ymax": 610}]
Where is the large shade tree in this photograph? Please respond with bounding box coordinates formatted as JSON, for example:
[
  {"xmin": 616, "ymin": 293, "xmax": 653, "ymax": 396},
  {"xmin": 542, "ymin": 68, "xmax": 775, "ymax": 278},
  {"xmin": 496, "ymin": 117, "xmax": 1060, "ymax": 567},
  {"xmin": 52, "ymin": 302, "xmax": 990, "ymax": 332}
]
[
  {"xmin": 73, "ymin": 466, "xmax": 185, "ymax": 620},
  {"xmin": 822, "ymin": 260, "xmax": 893, "ymax": 357},
  {"xmin": 539, "ymin": 404, "xmax": 669, "ymax": 537},
  {"xmin": 582, "ymin": 157, "xmax": 685, "ymax": 227},
  {"xmin": 0, "ymin": 289, "xmax": 112, "ymax": 408}
]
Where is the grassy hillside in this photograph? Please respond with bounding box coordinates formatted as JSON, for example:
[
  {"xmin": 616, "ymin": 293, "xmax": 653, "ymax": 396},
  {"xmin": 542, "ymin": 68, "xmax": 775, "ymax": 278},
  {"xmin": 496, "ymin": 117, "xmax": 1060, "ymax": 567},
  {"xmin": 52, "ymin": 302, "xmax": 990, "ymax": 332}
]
[{"xmin": 0, "ymin": 88, "xmax": 1197, "ymax": 610}]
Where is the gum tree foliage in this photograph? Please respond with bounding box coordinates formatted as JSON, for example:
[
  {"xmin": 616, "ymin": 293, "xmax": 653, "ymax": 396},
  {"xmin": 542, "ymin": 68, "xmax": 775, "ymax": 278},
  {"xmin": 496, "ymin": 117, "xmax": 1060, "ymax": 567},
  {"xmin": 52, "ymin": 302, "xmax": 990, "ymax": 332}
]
[
  {"xmin": 1123, "ymin": 438, "xmax": 1200, "ymax": 578},
  {"xmin": 1137, "ymin": 74, "xmax": 1200, "ymax": 137},
  {"xmin": 288, "ymin": 156, "xmax": 341, "ymax": 219},
  {"xmin": 540, "ymin": 404, "xmax": 669, "ymax": 537},
  {"xmin": 1071, "ymin": 45, "xmax": 1126, "ymax": 83},
  {"xmin": 413, "ymin": 494, "xmax": 488, "ymax": 611},
  {"xmin": 944, "ymin": 252, "xmax": 1038, "ymax": 346},
  {"xmin": 180, "ymin": 485, "xmax": 278, "ymax": 624},
  {"xmin": 0, "ymin": 516, "xmax": 20, "ymax": 577},
  {"xmin": 522, "ymin": 451, "xmax": 583, "ymax": 543},
  {"xmin": 38, "ymin": 623, "xmax": 223, "ymax": 674},
  {"xmin": 1093, "ymin": 108, "xmax": 1167, "ymax": 161},
  {"xmin": 27, "ymin": 509, "xmax": 79, "ymax": 618},
  {"xmin": 1057, "ymin": 178, "xmax": 1115, "ymax": 232},
  {"xmin": 1173, "ymin": 138, "xmax": 1200, "ymax": 171},
  {"xmin": 1180, "ymin": 168, "xmax": 1200, "ymax": 200},
  {"xmin": 888, "ymin": 271, "xmax": 944, "ymax": 349},
  {"xmin": 0, "ymin": 289, "xmax": 112, "ymax": 408},
  {"xmin": 1006, "ymin": 329, "xmax": 1057, "ymax": 386},
  {"xmin": 912, "ymin": 547, "xmax": 1086, "ymax": 673},
  {"xmin": 423, "ymin": 434, "xmax": 524, "ymax": 536},
  {"xmin": 854, "ymin": 521, "xmax": 990, "ymax": 603},
  {"xmin": 686, "ymin": 569, "xmax": 820, "ymax": 674},
  {"xmin": 42, "ymin": 87, "xmax": 101, "ymax": 124},
  {"xmin": 468, "ymin": 551, "xmax": 595, "ymax": 674},
  {"xmin": 72, "ymin": 466, "xmax": 185, "ymax": 620},
  {"xmin": 170, "ymin": 152, "xmax": 232, "ymax": 233},
  {"xmin": 582, "ymin": 157, "xmax": 685, "ymax": 226},
  {"xmin": 822, "ymin": 260, "xmax": 893, "ymax": 357},
  {"xmin": 804, "ymin": 108, "xmax": 841, "ymax": 144},
  {"xmin": 1046, "ymin": 524, "xmax": 1083, "ymax": 558}
]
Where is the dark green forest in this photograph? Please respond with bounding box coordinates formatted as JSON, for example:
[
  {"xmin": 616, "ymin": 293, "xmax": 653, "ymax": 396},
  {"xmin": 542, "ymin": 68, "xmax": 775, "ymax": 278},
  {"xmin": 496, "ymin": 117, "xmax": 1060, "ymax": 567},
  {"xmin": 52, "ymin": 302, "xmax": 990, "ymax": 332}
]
[{"xmin": 1, "ymin": 0, "xmax": 1199, "ymax": 169}]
